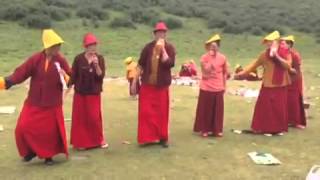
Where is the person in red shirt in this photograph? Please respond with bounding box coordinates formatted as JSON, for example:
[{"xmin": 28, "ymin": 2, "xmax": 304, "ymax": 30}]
[
  {"xmin": 69, "ymin": 33, "xmax": 108, "ymax": 150},
  {"xmin": 131, "ymin": 22, "xmax": 176, "ymax": 148},
  {"xmin": 282, "ymin": 35, "xmax": 306, "ymax": 129},
  {"xmin": 193, "ymin": 34, "xmax": 230, "ymax": 137},
  {"xmin": 0, "ymin": 29, "xmax": 71, "ymax": 165}
]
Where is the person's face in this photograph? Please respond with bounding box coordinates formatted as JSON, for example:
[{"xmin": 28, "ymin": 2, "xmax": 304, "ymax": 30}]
[
  {"xmin": 154, "ymin": 30, "xmax": 167, "ymax": 40},
  {"xmin": 85, "ymin": 44, "xmax": 97, "ymax": 57},
  {"xmin": 208, "ymin": 42, "xmax": 219, "ymax": 55},
  {"xmin": 279, "ymin": 40, "xmax": 289, "ymax": 49},
  {"xmin": 47, "ymin": 44, "xmax": 61, "ymax": 56}
]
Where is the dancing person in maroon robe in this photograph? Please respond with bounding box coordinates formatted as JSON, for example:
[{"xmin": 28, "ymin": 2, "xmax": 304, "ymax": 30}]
[
  {"xmin": 0, "ymin": 29, "xmax": 70, "ymax": 165},
  {"xmin": 283, "ymin": 35, "xmax": 306, "ymax": 129},
  {"xmin": 235, "ymin": 31, "xmax": 293, "ymax": 136},
  {"xmin": 131, "ymin": 22, "xmax": 176, "ymax": 148},
  {"xmin": 69, "ymin": 33, "xmax": 108, "ymax": 150}
]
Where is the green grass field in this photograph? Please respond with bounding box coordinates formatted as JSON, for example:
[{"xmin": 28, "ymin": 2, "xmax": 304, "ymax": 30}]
[{"xmin": 0, "ymin": 19, "xmax": 320, "ymax": 180}]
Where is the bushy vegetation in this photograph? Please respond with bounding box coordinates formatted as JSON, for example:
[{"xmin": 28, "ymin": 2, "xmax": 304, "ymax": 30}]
[
  {"xmin": 1, "ymin": 0, "xmax": 320, "ymax": 41},
  {"xmin": 110, "ymin": 17, "xmax": 136, "ymax": 29}
]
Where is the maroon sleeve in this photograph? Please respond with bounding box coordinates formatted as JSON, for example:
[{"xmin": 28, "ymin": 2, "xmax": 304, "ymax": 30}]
[
  {"xmin": 160, "ymin": 43, "xmax": 176, "ymax": 68},
  {"xmin": 138, "ymin": 44, "xmax": 150, "ymax": 69},
  {"xmin": 7, "ymin": 54, "xmax": 36, "ymax": 85},
  {"xmin": 291, "ymin": 51, "xmax": 302, "ymax": 73}
]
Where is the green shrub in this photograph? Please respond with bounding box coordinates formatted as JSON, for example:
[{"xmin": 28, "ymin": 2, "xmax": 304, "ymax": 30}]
[
  {"xmin": 20, "ymin": 14, "xmax": 52, "ymax": 29},
  {"xmin": 164, "ymin": 17, "xmax": 183, "ymax": 29},
  {"xmin": 42, "ymin": 0, "xmax": 74, "ymax": 8},
  {"xmin": 76, "ymin": 6, "xmax": 109, "ymax": 20},
  {"xmin": 48, "ymin": 6, "xmax": 71, "ymax": 21},
  {"xmin": 1, "ymin": 5, "xmax": 28, "ymax": 21},
  {"xmin": 250, "ymin": 26, "xmax": 263, "ymax": 36},
  {"xmin": 110, "ymin": 17, "xmax": 136, "ymax": 29},
  {"xmin": 207, "ymin": 15, "xmax": 228, "ymax": 29},
  {"xmin": 129, "ymin": 9, "xmax": 160, "ymax": 25}
]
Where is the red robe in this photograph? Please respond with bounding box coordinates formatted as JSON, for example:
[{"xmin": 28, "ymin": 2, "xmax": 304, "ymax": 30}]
[
  {"xmin": 251, "ymin": 86, "xmax": 288, "ymax": 133},
  {"xmin": 71, "ymin": 94, "xmax": 105, "ymax": 148},
  {"xmin": 6, "ymin": 51, "xmax": 70, "ymax": 158},
  {"xmin": 138, "ymin": 84, "xmax": 169, "ymax": 144},
  {"xmin": 69, "ymin": 53, "xmax": 106, "ymax": 148},
  {"xmin": 287, "ymin": 49, "xmax": 306, "ymax": 127}
]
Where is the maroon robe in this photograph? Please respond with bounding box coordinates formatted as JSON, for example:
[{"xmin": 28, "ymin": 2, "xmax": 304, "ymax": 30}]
[
  {"xmin": 137, "ymin": 40, "xmax": 175, "ymax": 144},
  {"xmin": 287, "ymin": 49, "xmax": 306, "ymax": 127},
  {"xmin": 69, "ymin": 52, "xmax": 106, "ymax": 148},
  {"xmin": 251, "ymin": 86, "xmax": 288, "ymax": 133},
  {"xmin": 193, "ymin": 90, "xmax": 224, "ymax": 136},
  {"xmin": 6, "ymin": 51, "xmax": 71, "ymax": 158}
]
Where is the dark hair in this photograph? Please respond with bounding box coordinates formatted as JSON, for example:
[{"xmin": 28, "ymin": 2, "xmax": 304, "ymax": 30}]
[
  {"xmin": 286, "ymin": 41, "xmax": 294, "ymax": 48},
  {"xmin": 216, "ymin": 40, "xmax": 221, "ymax": 47}
]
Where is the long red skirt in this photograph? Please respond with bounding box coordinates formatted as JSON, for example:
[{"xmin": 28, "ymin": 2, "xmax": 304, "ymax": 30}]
[
  {"xmin": 138, "ymin": 84, "xmax": 169, "ymax": 144},
  {"xmin": 129, "ymin": 78, "xmax": 140, "ymax": 96},
  {"xmin": 251, "ymin": 86, "xmax": 288, "ymax": 134},
  {"xmin": 287, "ymin": 79, "xmax": 306, "ymax": 127},
  {"xmin": 193, "ymin": 90, "xmax": 224, "ymax": 136},
  {"xmin": 15, "ymin": 101, "xmax": 68, "ymax": 158},
  {"xmin": 70, "ymin": 93, "xmax": 105, "ymax": 149}
]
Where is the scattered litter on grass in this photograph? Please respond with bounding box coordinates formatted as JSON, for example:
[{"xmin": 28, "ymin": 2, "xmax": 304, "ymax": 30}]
[
  {"xmin": 306, "ymin": 165, "xmax": 320, "ymax": 180},
  {"xmin": 231, "ymin": 129, "xmax": 254, "ymax": 135},
  {"xmin": 0, "ymin": 124, "xmax": 4, "ymax": 132},
  {"xmin": 0, "ymin": 106, "xmax": 16, "ymax": 114},
  {"xmin": 64, "ymin": 118, "xmax": 71, "ymax": 122},
  {"xmin": 172, "ymin": 77, "xmax": 198, "ymax": 86},
  {"xmin": 122, "ymin": 141, "xmax": 131, "ymax": 145},
  {"xmin": 228, "ymin": 88, "xmax": 259, "ymax": 98},
  {"xmin": 71, "ymin": 155, "xmax": 89, "ymax": 161},
  {"xmin": 248, "ymin": 152, "xmax": 281, "ymax": 165}
]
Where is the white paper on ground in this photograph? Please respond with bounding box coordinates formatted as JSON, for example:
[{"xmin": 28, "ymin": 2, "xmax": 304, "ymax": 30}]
[
  {"xmin": 0, "ymin": 106, "xmax": 16, "ymax": 114},
  {"xmin": 248, "ymin": 151, "xmax": 281, "ymax": 165},
  {"xmin": 306, "ymin": 165, "xmax": 320, "ymax": 180}
]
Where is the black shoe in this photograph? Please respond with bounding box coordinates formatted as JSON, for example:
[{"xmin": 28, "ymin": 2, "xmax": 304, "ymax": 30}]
[
  {"xmin": 159, "ymin": 140, "xmax": 169, "ymax": 148},
  {"xmin": 23, "ymin": 153, "xmax": 36, "ymax": 162},
  {"xmin": 44, "ymin": 158, "xmax": 54, "ymax": 166}
]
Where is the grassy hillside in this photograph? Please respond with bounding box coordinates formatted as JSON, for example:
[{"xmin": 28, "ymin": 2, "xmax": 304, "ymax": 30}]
[{"xmin": 0, "ymin": 18, "xmax": 320, "ymax": 76}]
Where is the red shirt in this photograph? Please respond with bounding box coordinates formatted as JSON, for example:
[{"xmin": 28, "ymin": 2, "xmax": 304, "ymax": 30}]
[
  {"xmin": 7, "ymin": 51, "xmax": 71, "ymax": 107},
  {"xmin": 200, "ymin": 52, "xmax": 229, "ymax": 92}
]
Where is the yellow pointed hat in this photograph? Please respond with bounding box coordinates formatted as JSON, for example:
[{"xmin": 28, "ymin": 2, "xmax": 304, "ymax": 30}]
[
  {"xmin": 205, "ymin": 34, "xmax": 221, "ymax": 44},
  {"xmin": 124, "ymin": 57, "xmax": 134, "ymax": 64},
  {"xmin": 282, "ymin": 35, "xmax": 295, "ymax": 42},
  {"xmin": 263, "ymin": 31, "xmax": 280, "ymax": 41},
  {"xmin": 42, "ymin": 29, "xmax": 64, "ymax": 49}
]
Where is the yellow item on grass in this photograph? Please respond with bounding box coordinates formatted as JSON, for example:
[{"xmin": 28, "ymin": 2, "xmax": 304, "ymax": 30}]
[{"xmin": 0, "ymin": 77, "xmax": 5, "ymax": 90}]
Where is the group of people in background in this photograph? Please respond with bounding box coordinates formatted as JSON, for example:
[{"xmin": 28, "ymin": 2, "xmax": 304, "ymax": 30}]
[{"xmin": 0, "ymin": 21, "xmax": 306, "ymax": 165}]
